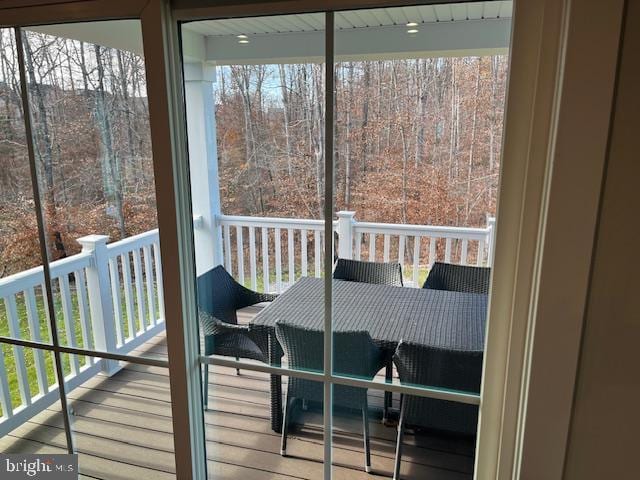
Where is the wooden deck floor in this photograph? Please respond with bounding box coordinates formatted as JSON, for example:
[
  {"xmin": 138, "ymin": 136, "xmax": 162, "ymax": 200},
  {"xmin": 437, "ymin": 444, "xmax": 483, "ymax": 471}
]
[{"xmin": 0, "ymin": 307, "xmax": 475, "ymax": 480}]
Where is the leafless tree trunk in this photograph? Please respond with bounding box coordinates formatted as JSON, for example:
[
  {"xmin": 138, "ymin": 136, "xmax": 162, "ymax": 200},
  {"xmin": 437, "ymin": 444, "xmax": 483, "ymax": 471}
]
[
  {"xmin": 95, "ymin": 44, "xmax": 126, "ymax": 237},
  {"xmin": 465, "ymin": 58, "xmax": 482, "ymax": 222}
]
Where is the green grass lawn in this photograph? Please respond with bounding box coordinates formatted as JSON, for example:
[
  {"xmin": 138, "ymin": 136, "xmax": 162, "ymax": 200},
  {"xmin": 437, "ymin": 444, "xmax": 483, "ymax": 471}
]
[{"xmin": 0, "ymin": 281, "xmax": 160, "ymax": 417}]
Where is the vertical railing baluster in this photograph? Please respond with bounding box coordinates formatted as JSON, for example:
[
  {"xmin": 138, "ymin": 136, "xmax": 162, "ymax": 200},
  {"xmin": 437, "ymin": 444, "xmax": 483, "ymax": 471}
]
[
  {"xmin": 412, "ymin": 236, "xmax": 421, "ymax": 286},
  {"xmin": 369, "ymin": 234, "xmax": 376, "ymax": 262},
  {"xmin": 25, "ymin": 287, "xmax": 48, "ymax": 393},
  {"xmin": 153, "ymin": 241, "xmax": 165, "ymax": 322},
  {"xmin": 121, "ymin": 252, "xmax": 136, "ymax": 338},
  {"xmin": 314, "ymin": 230, "xmax": 321, "ymax": 278},
  {"xmin": 287, "ymin": 228, "xmax": 295, "ymax": 285},
  {"xmin": 108, "ymin": 258, "xmax": 125, "ymax": 346},
  {"xmin": 59, "ymin": 276, "xmax": 80, "ymax": 374},
  {"xmin": 261, "ymin": 228, "xmax": 270, "ymax": 293},
  {"xmin": 301, "ymin": 229, "xmax": 308, "ymax": 277},
  {"xmin": 143, "ymin": 245, "xmax": 157, "ymax": 326},
  {"xmin": 249, "ymin": 227, "xmax": 257, "ymax": 290},
  {"xmin": 223, "ymin": 224, "xmax": 232, "ymax": 273},
  {"xmin": 478, "ymin": 239, "xmax": 486, "ymax": 266},
  {"xmin": 445, "ymin": 238, "xmax": 452, "ymax": 263},
  {"xmin": 383, "ymin": 235, "xmax": 390, "ymax": 262},
  {"xmin": 236, "ymin": 226, "xmax": 244, "ymax": 286},
  {"xmin": 461, "ymin": 239, "xmax": 469, "ymax": 265},
  {"xmin": 0, "ymin": 345, "xmax": 13, "ymax": 418},
  {"xmin": 275, "ymin": 228, "xmax": 282, "ymax": 292},
  {"xmin": 429, "ymin": 238, "xmax": 437, "ymax": 266},
  {"xmin": 398, "ymin": 235, "xmax": 406, "ymax": 271},
  {"xmin": 5, "ymin": 296, "xmax": 31, "ymax": 406},
  {"xmin": 132, "ymin": 249, "xmax": 147, "ymax": 333},
  {"xmin": 75, "ymin": 270, "xmax": 93, "ymax": 356},
  {"xmin": 355, "ymin": 232, "xmax": 362, "ymax": 260},
  {"xmin": 40, "ymin": 283, "xmax": 53, "ymax": 344}
]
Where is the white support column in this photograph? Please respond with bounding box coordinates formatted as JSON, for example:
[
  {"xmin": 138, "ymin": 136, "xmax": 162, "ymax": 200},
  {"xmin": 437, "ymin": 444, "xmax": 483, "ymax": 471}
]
[
  {"xmin": 77, "ymin": 235, "xmax": 119, "ymax": 375},
  {"xmin": 336, "ymin": 211, "xmax": 356, "ymax": 260},
  {"xmin": 184, "ymin": 61, "xmax": 223, "ymax": 276}
]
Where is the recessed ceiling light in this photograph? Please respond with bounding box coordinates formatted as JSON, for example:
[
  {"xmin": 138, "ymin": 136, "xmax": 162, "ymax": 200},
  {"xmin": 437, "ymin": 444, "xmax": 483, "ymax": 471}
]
[
  {"xmin": 406, "ymin": 22, "xmax": 419, "ymax": 27},
  {"xmin": 238, "ymin": 39, "xmax": 250, "ymax": 44},
  {"xmin": 237, "ymin": 34, "xmax": 248, "ymax": 39},
  {"xmin": 407, "ymin": 29, "xmax": 419, "ymax": 34}
]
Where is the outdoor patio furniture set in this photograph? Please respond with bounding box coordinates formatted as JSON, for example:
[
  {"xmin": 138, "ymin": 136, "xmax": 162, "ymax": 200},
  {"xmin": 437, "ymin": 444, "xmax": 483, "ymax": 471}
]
[{"xmin": 198, "ymin": 260, "xmax": 490, "ymax": 479}]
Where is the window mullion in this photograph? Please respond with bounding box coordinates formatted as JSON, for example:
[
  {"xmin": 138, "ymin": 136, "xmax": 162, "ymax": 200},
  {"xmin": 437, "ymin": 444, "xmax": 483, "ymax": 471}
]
[{"xmin": 323, "ymin": 11, "xmax": 335, "ymax": 480}]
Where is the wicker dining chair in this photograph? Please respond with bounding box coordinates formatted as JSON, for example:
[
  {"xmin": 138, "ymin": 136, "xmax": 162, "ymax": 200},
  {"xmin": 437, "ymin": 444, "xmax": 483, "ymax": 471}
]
[
  {"xmin": 333, "ymin": 258, "xmax": 404, "ymax": 287},
  {"xmin": 276, "ymin": 323, "xmax": 384, "ymax": 473},
  {"xmin": 392, "ymin": 341, "xmax": 483, "ymax": 480},
  {"xmin": 333, "ymin": 258, "xmax": 403, "ymax": 419},
  {"xmin": 197, "ymin": 265, "xmax": 280, "ymax": 410},
  {"xmin": 422, "ymin": 262, "xmax": 491, "ymax": 294}
]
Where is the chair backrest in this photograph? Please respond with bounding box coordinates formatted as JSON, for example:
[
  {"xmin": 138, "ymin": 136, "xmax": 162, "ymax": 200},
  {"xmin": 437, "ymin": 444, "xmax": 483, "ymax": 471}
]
[
  {"xmin": 394, "ymin": 341, "xmax": 483, "ymax": 435},
  {"xmin": 333, "ymin": 258, "xmax": 403, "ymax": 287},
  {"xmin": 275, "ymin": 323, "xmax": 380, "ymax": 406},
  {"xmin": 196, "ymin": 265, "xmax": 239, "ymax": 325},
  {"xmin": 422, "ymin": 262, "xmax": 490, "ymax": 294}
]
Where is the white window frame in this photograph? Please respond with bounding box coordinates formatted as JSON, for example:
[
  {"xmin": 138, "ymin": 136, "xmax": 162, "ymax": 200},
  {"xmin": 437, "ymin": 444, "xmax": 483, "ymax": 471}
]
[{"xmin": 0, "ymin": 0, "xmax": 623, "ymax": 478}]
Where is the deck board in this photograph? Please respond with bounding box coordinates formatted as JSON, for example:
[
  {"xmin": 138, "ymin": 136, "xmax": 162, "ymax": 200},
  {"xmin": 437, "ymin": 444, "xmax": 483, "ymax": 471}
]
[{"xmin": 1, "ymin": 307, "xmax": 474, "ymax": 479}]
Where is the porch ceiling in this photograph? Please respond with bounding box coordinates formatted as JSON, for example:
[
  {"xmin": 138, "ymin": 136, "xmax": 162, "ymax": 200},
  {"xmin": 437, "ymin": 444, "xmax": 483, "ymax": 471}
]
[
  {"xmin": 27, "ymin": 1, "xmax": 512, "ymax": 66},
  {"xmin": 185, "ymin": 1, "xmax": 512, "ymax": 36},
  {"xmin": 182, "ymin": 1, "xmax": 512, "ymax": 64}
]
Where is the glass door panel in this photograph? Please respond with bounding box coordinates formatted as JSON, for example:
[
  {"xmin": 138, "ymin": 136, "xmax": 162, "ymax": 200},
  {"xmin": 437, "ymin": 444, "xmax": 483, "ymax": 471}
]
[
  {"xmin": 20, "ymin": 21, "xmax": 168, "ymax": 362},
  {"xmin": 65, "ymin": 353, "xmax": 176, "ymax": 479},
  {"xmin": 0, "ymin": 27, "xmax": 63, "ymax": 452},
  {"xmin": 180, "ymin": 12, "xmax": 326, "ymax": 479},
  {"xmin": 0, "ymin": 27, "xmax": 53, "ymax": 348},
  {"xmin": 0, "ymin": 16, "xmax": 179, "ymax": 478},
  {"xmin": 331, "ymin": 2, "xmax": 510, "ymax": 478}
]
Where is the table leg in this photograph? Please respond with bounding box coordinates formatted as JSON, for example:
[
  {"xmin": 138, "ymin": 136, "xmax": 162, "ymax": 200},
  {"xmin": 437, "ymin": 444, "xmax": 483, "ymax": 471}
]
[{"xmin": 269, "ymin": 333, "xmax": 283, "ymax": 433}]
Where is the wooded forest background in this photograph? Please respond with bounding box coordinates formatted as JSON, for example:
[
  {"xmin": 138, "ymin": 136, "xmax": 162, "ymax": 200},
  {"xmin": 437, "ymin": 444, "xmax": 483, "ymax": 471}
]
[{"xmin": 0, "ymin": 29, "xmax": 507, "ymax": 277}]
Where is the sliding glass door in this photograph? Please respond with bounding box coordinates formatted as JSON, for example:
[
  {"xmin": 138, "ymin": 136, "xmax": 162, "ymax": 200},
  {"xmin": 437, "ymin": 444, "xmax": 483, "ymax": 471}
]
[
  {"xmin": 175, "ymin": 2, "xmax": 511, "ymax": 479},
  {"xmin": 1, "ymin": 1, "xmax": 513, "ymax": 478},
  {"xmin": 0, "ymin": 5, "xmax": 193, "ymax": 477}
]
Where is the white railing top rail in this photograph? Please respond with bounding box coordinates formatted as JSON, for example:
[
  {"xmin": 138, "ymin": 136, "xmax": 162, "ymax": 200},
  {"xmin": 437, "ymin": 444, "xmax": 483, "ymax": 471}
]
[
  {"xmin": 0, "ymin": 252, "xmax": 93, "ymax": 297},
  {"xmin": 217, "ymin": 213, "xmax": 335, "ymax": 231},
  {"xmin": 354, "ymin": 221, "xmax": 490, "ymax": 240},
  {"xmin": 106, "ymin": 228, "xmax": 159, "ymax": 258},
  {"xmin": 0, "ymin": 229, "xmax": 162, "ymax": 298}
]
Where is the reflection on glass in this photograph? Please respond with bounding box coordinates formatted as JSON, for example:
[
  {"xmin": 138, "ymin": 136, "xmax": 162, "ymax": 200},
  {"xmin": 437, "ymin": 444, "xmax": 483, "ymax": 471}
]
[
  {"xmin": 63, "ymin": 354, "xmax": 176, "ymax": 478},
  {"xmin": 205, "ymin": 363, "xmax": 325, "ymax": 479},
  {"xmin": 332, "ymin": 2, "xmax": 510, "ymax": 477},
  {"xmin": 0, "ymin": 346, "xmax": 66, "ymax": 452},
  {"xmin": 0, "ymin": 28, "xmax": 53, "ymax": 345},
  {"xmin": 182, "ymin": 12, "xmax": 325, "ymax": 478},
  {"xmin": 19, "ymin": 21, "xmax": 166, "ymax": 359}
]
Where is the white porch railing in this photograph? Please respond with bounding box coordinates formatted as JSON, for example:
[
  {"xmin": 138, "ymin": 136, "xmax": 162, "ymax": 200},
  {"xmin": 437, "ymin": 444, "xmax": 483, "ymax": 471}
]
[
  {"xmin": 218, "ymin": 211, "xmax": 496, "ymax": 292},
  {"xmin": 0, "ymin": 229, "xmax": 165, "ymax": 436},
  {"xmin": 0, "ymin": 211, "xmax": 495, "ymax": 436}
]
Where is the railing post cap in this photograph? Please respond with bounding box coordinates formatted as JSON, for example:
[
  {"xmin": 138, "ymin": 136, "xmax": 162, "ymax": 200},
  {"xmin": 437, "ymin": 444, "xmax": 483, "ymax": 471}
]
[
  {"xmin": 337, "ymin": 211, "xmax": 356, "ymax": 218},
  {"xmin": 77, "ymin": 234, "xmax": 110, "ymax": 249}
]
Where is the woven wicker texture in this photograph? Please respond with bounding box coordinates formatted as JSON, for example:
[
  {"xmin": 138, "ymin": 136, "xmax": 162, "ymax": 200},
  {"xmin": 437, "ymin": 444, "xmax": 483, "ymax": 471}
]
[
  {"xmin": 251, "ymin": 277, "xmax": 486, "ymax": 352},
  {"xmin": 333, "ymin": 258, "xmax": 404, "ymax": 286},
  {"xmin": 197, "ymin": 265, "xmax": 279, "ymax": 362},
  {"xmin": 251, "ymin": 277, "xmax": 486, "ymax": 432},
  {"xmin": 394, "ymin": 342, "xmax": 482, "ymax": 434},
  {"xmin": 275, "ymin": 323, "xmax": 383, "ymax": 408},
  {"xmin": 422, "ymin": 262, "xmax": 491, "ymax": 294}
]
